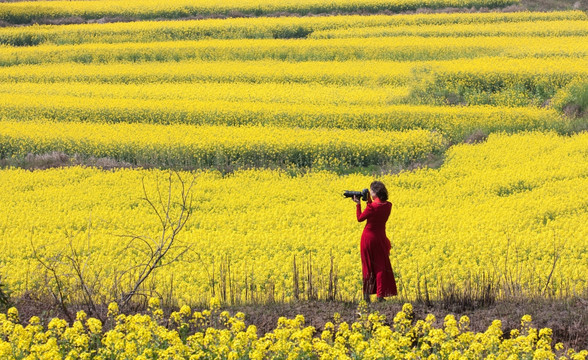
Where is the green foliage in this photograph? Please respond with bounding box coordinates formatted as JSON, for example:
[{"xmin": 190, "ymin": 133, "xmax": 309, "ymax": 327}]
[
  {"xmin": 552, "ymin": 79, "xmax": 588, "ymax": 118},
  {"xmin": 406, "ymin": 70, "xmax": 572, "ymax": 108},
  {"xmin": 0, "ymin": 276, "xmax": 11, "ymax": 312}
]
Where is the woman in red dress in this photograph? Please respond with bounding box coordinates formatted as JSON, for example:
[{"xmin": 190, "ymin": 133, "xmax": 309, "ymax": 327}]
[{"xmin": 353, "ymin": 181, "xmax": 398, "ymax": 303}]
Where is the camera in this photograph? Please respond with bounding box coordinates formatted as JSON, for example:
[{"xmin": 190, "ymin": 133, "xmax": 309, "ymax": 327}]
[{"xmin": 343, "ymin": 188, "xmax": 369, "ymax": 201}]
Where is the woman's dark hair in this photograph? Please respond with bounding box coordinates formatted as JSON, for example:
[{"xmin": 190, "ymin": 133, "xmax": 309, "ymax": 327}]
[{"xmin": 370, "ymin": 181, "xmax": 388, "ymax": 201}]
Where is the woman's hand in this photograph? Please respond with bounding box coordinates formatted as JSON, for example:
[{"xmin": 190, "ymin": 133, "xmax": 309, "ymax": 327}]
[
  {"xmin": 352, "ymin": 195, "xmax": 360, "ymax": 204},
  {"xmin": 366, "ymin": 191, "xmax": 372, "ymax": 202}
]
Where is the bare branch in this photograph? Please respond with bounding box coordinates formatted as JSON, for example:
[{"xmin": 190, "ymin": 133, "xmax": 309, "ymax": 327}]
[
  {"xmin": 29, "ymin": 236, "xmax": 74, "ymax": 323},
  {"xmin": 142, "ymin": 176, "xmax": 165, "ymax": 229},
  {"xmin": 119, "ymin": 171, "xmax": 198, "ymax": 309}
]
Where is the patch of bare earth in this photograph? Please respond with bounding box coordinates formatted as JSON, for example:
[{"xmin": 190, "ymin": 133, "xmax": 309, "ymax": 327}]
[
  {"xmin": 0, "ymin": 152, "xmax": 135, "ymax": 170},
  {"xmin": 521, "ymin": 0, "xmax": 587, "ymax": 11}
]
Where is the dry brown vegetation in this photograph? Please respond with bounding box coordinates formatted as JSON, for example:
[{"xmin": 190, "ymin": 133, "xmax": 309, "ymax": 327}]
[
  {"xmin": 0, "ymin": 152, "xmax": 135, "ymax": 171},
  {"xmin": 0, "ymin": 151, "xmax": 446, "ymax": 176},
  {"xmin": 522, "ymin": 0, "xmax": 587, "ymax": 11}
]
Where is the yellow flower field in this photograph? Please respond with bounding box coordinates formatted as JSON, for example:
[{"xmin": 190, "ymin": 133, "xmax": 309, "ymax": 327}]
[
  {"xmin": 0, "ymin": 92, "xmax": 564, "ymax": 142},
  {"xmin": 0, "ymin": 35, "xmax": 585, "ymax": 66},
  {"xmin": 0, "ymin": 132, "xmax": 586, "ymax": 305},
  {"xmin": 1, "ymin": 11, "xmax": 582, "ymax": 46},
  {"xmin": 3, "ymin": 57, "xmax": 586, "ymax": 88},
  {"xmin": 0, "ymin": 8, "xmax": 586, "ymax": 305},
  {"xmin": 0, "ymin": 120, "xmax": 445, "ymax": 169},
  {"xmin": 0, "ymin": 0, "xmax": 519, "ymax": 25},
  {"xmin": 310, "ymin": 18, "xmax": 588, "ymax": 38},
  {"xmin": 0, "ymin": 0, "xmax": 587, "ymax": 355}
]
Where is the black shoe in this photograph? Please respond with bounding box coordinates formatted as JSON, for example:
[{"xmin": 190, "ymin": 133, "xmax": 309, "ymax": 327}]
[{"xmin": 363, "ymin": 294, "xmax": 371, "ymax": 303}]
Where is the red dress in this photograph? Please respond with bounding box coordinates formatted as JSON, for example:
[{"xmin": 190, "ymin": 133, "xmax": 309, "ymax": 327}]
[{"xmin": 356, "ymin": 197, "xmax": 398, "ymax": 298}]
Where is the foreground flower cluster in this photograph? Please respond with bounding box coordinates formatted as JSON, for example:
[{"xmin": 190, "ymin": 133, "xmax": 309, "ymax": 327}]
[{"xmin": 0, "ymin": 299, "xmax": 585, "ymax": 360}]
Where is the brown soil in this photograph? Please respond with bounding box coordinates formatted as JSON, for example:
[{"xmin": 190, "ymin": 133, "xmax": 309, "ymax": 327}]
[{"xmin": 521, "ymin": 0, "xmax": 587, "ymax": 11}]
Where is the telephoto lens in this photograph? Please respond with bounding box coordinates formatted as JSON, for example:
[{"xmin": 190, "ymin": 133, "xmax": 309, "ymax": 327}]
[{"xmin": 343, "ymin": 188, "xmax": 369, "ymax": 201}]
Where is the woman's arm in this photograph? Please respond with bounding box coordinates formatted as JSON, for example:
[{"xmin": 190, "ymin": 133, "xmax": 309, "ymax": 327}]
[{"xmin": 356, "ymin": 202, "xmax": 373, "ymax": 222}]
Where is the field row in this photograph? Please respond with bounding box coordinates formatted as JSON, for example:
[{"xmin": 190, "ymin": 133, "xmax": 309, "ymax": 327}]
[
  {"xmin": 0, "ymin": 121, "xmax": 445, "ymax": 169},
  {"xmin": 0, "ymin": 0, "xmax": 519, "ymax": 25},
  {"xmin": 1, "ymin": 132, "xmax": 586, "ymax": 304},
  {"xmin": 0, "ymin": 36, "xmax": 586, "ymax": 66},
  {"xmin": 0, "ymin": 94, "xmax": 566, "ymax": 142},
  {"xmin": 0, "ymin": 11, "xmax": 583, "ymax": 46},
  {"xmin": 0, "ymin": 81, "xmax": 407, "ymax": 106},
  {"xmin": 2, "ymin": 58, "xmax": 585, "ymax": 87},
  {"xmin": 0, "ymin": 56, "xmax": 586, "ymax": 114},
  {"xmin": 310, "ymin": 19, "xmax": 588, "ymax": 38}
]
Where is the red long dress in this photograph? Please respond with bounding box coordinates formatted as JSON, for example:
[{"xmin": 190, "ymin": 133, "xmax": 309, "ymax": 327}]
[{"xmin": 356, "ymin": 197, "xmax": 398, "ymax": 298}]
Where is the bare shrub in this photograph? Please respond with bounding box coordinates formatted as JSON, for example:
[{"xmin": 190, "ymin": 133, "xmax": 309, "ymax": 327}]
[
  {"xmin": 29, "ymin": 171, "xmax": 197, "ymax": 318},
  {"xmin": 464, "ymin": 129, "xmax": 488, "ymax": 144},
  {"xmin": 0, "ymin": 152, "xmax": 136, "ymax": 170},
  {"xmin": 24, "ymin": 152, "xmax": 71, "ymax": 169},
  {"xmin": 0, "ymin": 275, "xmax": 11, "ymax": 312},
  {"xmin": 563, "ymin": 103, "xmax": 583, "ymax": 118}
]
